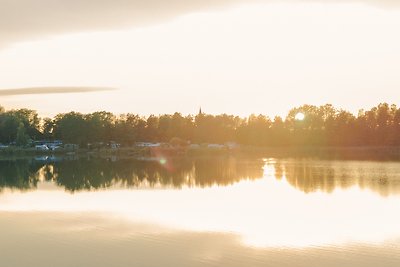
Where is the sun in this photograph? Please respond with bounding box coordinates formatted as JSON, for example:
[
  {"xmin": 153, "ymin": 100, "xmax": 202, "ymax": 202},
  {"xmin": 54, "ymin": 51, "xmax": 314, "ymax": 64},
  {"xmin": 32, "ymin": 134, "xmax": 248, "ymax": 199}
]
[{"xmin": 295, "ymin": 112, "xmax": 305, "ymax": 121}]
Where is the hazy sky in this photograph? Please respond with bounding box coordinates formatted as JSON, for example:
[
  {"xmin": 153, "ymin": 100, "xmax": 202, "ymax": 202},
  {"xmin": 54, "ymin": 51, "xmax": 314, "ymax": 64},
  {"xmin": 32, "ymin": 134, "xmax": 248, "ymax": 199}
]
[{"xmin": 1, "ymin": 0, "xmax": 400, "ymax": 117}]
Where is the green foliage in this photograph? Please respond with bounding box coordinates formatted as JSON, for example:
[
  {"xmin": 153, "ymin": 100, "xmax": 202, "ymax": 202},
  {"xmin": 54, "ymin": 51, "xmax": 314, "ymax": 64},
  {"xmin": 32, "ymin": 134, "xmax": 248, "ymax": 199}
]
[
  {"xmin": 0, "ymin": 108, "xmax": 41, "ymax": 144},
  {"xmin": 16, "ymin": 123, "xmax": 29, "ymax": 146},
  {"xmin": 53, "ymin": 112, "xmax": 87, "ymax": 145},
  {"xmin": 42, "ymin": 118, "xmax": 54, "ymax": 139},
  {"xmin": 0, "ymin": 103, "xmax": 399, "ymax": 147}
]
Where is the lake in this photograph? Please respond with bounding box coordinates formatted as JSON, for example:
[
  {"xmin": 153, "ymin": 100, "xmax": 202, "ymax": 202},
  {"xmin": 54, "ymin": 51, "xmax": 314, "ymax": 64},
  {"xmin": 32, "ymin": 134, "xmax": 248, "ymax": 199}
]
[{"xmin": 1, "ymin": 156, "xmax": 400, "ymax": 267}]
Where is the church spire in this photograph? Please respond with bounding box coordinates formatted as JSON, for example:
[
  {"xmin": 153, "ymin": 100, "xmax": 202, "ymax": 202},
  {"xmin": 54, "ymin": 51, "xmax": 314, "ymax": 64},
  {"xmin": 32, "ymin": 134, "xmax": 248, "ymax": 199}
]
[{"xmin": 199, "ymin": 107, "xmax": 202, "ymax": 115}]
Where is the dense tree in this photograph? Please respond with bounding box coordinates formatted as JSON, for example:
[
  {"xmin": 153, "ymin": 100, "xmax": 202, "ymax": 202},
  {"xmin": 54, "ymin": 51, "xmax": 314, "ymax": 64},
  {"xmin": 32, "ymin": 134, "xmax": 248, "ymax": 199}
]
[
  {"xmin": 15, "ymin": 122, "xmax": 29, "ymax": 146},
  {"xmin": 42, "ymin": 118, "xmax": 55, "ymax": 140},
  {"xmin": 53, "ymin": 112, "xmax": 87, "ymax": 145},
  {"xmin": 85, "ymin": 111, "xmax": 116, "ymax": 142},
  {"xmin": 0, "ymin": 103, "xmax": 399, "ymax": 147},
  {"xmin": 145, "ymin": 115, "xmax": 160, "ymax": 141},
  {"xmin": 0, "ymin": 108, "xmax": 41, "ymax": 144}
]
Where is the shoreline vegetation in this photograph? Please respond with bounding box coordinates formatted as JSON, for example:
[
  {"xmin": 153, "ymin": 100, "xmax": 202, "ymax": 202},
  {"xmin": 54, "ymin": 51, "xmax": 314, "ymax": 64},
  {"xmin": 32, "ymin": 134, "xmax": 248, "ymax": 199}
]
[
  {"xmin": 1, "ymin": 146, "xmax": 400, "ymax": 161},
  {"xmin": 0, "ymin": 103, "xmax": 399, "ymax": 159}
]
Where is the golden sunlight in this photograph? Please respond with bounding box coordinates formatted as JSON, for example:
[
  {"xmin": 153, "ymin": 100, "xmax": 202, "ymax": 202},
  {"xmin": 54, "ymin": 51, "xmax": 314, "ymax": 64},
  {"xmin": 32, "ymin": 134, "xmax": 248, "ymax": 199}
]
[
  {"xmin": 295, "ymin": 112, "xmax": 305, "ymax": 121},
  {"xmin": 1, "ymin": 1, "xmax": 400, "ymax": 266},
  {"xmin": 2, "ymin": 163, "xmax": 400, "ymax": 248}
]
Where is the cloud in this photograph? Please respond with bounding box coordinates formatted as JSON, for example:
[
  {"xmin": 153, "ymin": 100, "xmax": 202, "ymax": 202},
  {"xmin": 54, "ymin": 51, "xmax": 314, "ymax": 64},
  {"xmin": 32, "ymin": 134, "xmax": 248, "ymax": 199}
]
[
  {"xmin": 0, "ymin": 0, "xmax": 398, "ymax": 49},
  {"xmin": 0, "ymin": 0, "xmax": 247, "ymax": 48},
  {"xmin": 0, "ymin": 86, "xmax": 116, "ymax": 96}
]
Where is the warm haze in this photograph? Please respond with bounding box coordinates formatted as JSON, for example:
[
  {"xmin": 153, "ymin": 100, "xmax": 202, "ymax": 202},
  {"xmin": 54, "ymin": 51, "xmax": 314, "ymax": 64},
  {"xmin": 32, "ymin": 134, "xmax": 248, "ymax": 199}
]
[
  {"xmin": 1, "ymin": 0, "xmax": 399, "ymax": 117},
  {"xmin": 1, "ymin": 2, "xmax": 400, "ymax": 267}
]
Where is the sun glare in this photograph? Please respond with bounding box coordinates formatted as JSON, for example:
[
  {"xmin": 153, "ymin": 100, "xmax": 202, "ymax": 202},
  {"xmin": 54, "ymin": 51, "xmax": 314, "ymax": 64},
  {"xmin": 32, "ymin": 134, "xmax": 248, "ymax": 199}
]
[{"xmin": 295, "ymin": 112, "xmax": 305, "ymax": 121}]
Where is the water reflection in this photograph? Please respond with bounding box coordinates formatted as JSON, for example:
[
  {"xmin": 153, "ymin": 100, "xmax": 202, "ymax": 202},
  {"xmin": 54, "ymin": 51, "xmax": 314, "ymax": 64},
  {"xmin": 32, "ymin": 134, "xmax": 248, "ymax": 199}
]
[
  {"xmin": 1, "ymin": 212, "xmax": 399, "ymax": 267},
  {"xmin": 1, "ymin": 157, "xmax": 400, "ymax": 254},
  {"xmin": 0, "ymin": 157, "xmax": 264, "ymax": 192},
  {"xmin": 1, "ymin": 157, "xmax": 400, "ymax": 196},
  {"xmin": 0, "ymin": 160, "xmax": 42, "ymax": 190},
  {"xmin": 272, "ymin": 159, "xmax": 400, "ymax": 196}
]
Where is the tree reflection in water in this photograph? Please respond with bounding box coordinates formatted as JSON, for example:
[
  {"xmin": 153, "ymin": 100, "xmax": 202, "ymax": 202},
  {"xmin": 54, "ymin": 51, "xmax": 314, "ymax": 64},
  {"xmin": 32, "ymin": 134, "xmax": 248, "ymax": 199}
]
[
  {"xmin": 0, "ymin": 157, "xmax": 264, "ymax": 192},
  {"xmin": 272, "ymin": 159, "xmax": 400, "ymax": 196},
  {"xmin": 1, "ymin": 157, "xmax": 400, "ymax": 196}
]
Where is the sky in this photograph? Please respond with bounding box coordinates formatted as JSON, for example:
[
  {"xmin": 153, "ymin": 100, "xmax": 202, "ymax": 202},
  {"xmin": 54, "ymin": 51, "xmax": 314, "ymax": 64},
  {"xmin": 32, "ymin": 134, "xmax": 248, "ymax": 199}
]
[{"xmin": 1, "ymin": 0, "xmax": 400, "ymax": 118}]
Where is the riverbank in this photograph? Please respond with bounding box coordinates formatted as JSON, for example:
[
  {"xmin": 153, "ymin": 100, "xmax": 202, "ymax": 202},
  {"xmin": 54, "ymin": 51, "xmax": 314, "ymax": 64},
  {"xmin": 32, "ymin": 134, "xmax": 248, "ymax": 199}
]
[{"xmin": 1, "ymin": 145, "xmax": 400, "ymax": 161}]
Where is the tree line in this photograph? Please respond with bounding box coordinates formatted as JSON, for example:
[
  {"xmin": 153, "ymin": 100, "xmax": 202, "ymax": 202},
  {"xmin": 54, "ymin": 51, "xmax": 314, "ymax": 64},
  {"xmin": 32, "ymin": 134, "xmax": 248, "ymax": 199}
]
[{"xmin": 0, "ymin": 103, "xmax": 399, "ymax": 147}]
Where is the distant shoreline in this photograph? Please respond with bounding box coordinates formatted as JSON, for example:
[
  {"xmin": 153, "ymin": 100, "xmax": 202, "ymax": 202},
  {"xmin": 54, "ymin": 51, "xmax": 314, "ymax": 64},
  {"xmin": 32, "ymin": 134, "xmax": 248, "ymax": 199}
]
[{"xmin": 2, "ymin": 103, "xmax": 400, "ymax": 151}]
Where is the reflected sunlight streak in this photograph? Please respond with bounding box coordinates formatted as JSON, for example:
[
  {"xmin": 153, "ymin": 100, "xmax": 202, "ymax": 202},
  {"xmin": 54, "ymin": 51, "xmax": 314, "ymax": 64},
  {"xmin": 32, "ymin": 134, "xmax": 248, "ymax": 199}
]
[{"xmin": 1, "ymin": 163, "xmax": 400, "ymax": 249}]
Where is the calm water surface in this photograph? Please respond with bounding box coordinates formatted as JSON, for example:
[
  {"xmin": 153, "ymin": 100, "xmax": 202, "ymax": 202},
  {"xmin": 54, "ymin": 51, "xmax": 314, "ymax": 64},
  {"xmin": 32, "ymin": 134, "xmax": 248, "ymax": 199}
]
[{"xmin": 1, "ymin": 156, "xmax": 400, "ymax": 267}]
